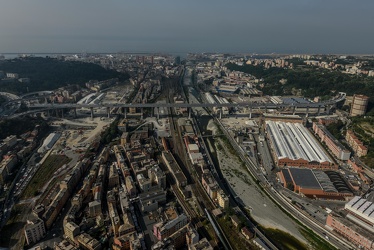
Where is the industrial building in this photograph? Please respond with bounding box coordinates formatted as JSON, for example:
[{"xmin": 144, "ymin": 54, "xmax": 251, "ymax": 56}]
[
  {"xmin": 278, "ymin": 168, "xmax": 353, "ymax": 199},
  {"xmin": 265, "ymin": 121, "xmax": 336, "ymax": 169},
  {"xmin": 312, "ymin": 122, "xmax": 350, "ymax": 161},
  {"xmin": 350, "ymin": 94, "xmax": 369, "ymax": 117},
  {"xmin": 344, "ymin": 196, "xmax": 374, "ymax": 231}
]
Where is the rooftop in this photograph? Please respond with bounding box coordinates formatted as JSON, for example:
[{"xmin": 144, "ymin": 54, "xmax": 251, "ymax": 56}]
[
  {"xmin": 266, "ymin": 121, "xmax": 333, "ymax": 163},
  {"xmin": 288, "ymin": 168, "xmax": 321, "ymax": 189}
]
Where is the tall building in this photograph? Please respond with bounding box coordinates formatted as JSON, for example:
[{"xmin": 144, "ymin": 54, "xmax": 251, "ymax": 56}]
[
  {"xmin": 24, "ymin": 216, "xmax": 46, "ymax": 245},
  {"xmin": 350, "ymin": 94, "xmax": 369, "ymax": 116}
]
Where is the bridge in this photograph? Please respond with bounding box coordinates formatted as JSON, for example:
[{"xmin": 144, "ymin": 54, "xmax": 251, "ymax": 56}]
[{"xmin": 2, "ymin": 91, "xmax": 346, "ymax": 119}]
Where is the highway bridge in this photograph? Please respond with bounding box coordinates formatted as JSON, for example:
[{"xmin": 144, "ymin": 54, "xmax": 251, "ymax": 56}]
[{"xmin": 2, "ymin": 91, "xmax": 346, "ymax": 119}]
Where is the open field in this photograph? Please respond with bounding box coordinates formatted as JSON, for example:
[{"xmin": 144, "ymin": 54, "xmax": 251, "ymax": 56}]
[{"xmin": 21, "ymin": 155, "xmax": 71, "ymax": 199}]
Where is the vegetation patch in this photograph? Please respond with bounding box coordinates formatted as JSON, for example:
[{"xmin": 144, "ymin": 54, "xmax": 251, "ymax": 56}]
[
  {"xmin": 299, "ymin": 228, "xmax": 336, "ymax": 250},
  {"xmin": 0, "ymin": 204, "xmax": 30, "ymax": 248},
  {"xmin": 349, "ymin": 116, "xmax": 374, "ymax": 168},
  {"xmin": 21, "ymin": 154, "xmax": 71, "ymax": 199},
  {"xmin": 217, "ymin": 217, "xmax": 255, "ymax": 250},
  {"xmin": 0, "ymin": 116, "xmax": 48, "ymax": 139},
  {"xmin": 259, "ymin": 227, "xmax": 307, "ymax": 250},
  {"xmin": 226, "ymin": 62, "xmax": 374, "ymax": 114},
  {"xmin": 0, "ymin": 57, "xmax": 129, "ymax": 94}
]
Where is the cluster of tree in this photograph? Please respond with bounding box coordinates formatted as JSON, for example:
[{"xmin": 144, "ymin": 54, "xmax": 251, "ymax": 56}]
[
  {"xmin": 326, "ymin": 120, "xmax": 345, "ymax": 140},
  {"xmin": 349, "ymin": 117, "xmax": 374, "ymax": 168},
  {"xmin": 0, "ymin": 57, "xmax": 129, "ymax": 94},
  {"xmin": 226, "ymin": 63, "xmax": 374, "ymax": 114},
  {"xmin": 0, "ymin": 116, "xmax": 48, "ymax": 139},
  {"xmin": 100, "ymin": 119, "xmax": 119, "ymax": 144}
]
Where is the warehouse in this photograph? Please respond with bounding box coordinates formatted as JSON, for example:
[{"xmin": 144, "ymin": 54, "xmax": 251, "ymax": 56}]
[
  {"xmin": 278, "ymin": 168, "xmax": 353, "ymax": 200},
  {"xmin": 265, "ymin": 121, "xmax": 336, "ymax": 169}
]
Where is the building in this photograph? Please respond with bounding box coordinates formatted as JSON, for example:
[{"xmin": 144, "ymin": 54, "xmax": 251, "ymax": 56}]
[
  {"xmin": 64, "ymin": 222, "xmax": 80, "ymax": 242},
  {"xmin": 350, "ymin": 94, "xmax": 369, "ymax": 117},
  {"xmin": 3, "ymin": 135, "xmax": 17, "ymax": 148},
  {"xmin": 201, "ymin": 172, "xmax": 219, "ymax": 200},
  {"xmin": 88, "ymin": 200, "xmax": 102, "ymax": 217},
  {"xmin": 346, "ymin": 130, "xmax": 368, "ymax": 157},
  {"xmin": 24, "ymin": 216, "xmax": 46, "ymax": 245},
  {"xmin": 216, "ymin": 190, "xmax": 229, "ymax": 209},
  {"xmin": 55, "ymin": 240, "xmax": 79, "ymax": 250},
  {"xmin": 76, "ymin": 233, "xmax": 102, "ymax": 250},
  {"xmin": 139, "ymin": 187, "xmax": 166, "ymax": 212},
  {"xmin": 278, "ymin": 168, "xmax": 352, "ymax": 199},
  {"xmin": 265, "ymin": 121, "xmax": 336, "ymax": 169},
  {"xmin": 153, "ymin": 214, "xmax": 188, "ymax": 241},
  {"xmin": 326, "ymin": 214, "xmax": 373, "ymax": 250},
  {"xmin": 38, "ymin": 132, "xmax": 61, "ymax": 154},
  {"xmin": 162, "ymin": 151, "xmax": 187, "ymax": 187},
  {"xmin": 189, "ymin": 238, "xmax": 213, "ymax": 250},
  {"xmin": 344, "ymin": 196, "xmax": 374, "ymax": 231},
  {"xmin": 241, "ymin": 227, "xmax": 253, "ymax": 240},
  {"xmin": 230, "ymin": 215, "xmax": 241, "ymax": 228},
  {"xmin": 148, "ymin": 165, "xmax": 166, "ymax": 189},
  {"xmin": 108, "ymin": 163, "xmax": 119, "ymax": 189},
  {"xmin": 312, "ymin": 122, "xmax": 350, "ymax": 161},
  {"xmin": 0, "ymin": 155, "xmax": 18, "ymax": 174},
  {"xmin": 112, "ymin": 231, "xmax": 139, "ymax": 250}
]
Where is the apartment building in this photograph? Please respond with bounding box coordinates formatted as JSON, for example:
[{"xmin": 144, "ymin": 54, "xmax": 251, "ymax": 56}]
[
  {"xmin": 24, "ymin": 216, "xmax": 46, "ymax": 245},
  {"xmin": 153, "ymin": 214, "xmax": 189, "ymax": 241},
  {"xmin": 313, "ymin": 122, "xmax": 350, "ymax": 160},
  {"xmin": 346, "ymin": 130, "xmax": 368, "ymax": 157}
]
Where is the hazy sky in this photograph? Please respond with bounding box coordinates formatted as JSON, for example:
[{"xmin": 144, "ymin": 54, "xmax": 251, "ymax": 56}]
[{"xmin": 0, "ymin": 0, "xmax": 373, "ymax": 54}]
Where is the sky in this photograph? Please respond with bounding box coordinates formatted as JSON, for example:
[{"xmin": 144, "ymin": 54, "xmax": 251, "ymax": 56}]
[{"xmin": 0, "ymin": 0, "xmax": 373, "ymax": 54}]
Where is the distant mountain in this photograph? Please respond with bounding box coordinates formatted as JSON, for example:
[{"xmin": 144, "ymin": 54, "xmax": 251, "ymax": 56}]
[{"xmin": 0, "ymin": 57, "xmax": 129, "ymax": 94}]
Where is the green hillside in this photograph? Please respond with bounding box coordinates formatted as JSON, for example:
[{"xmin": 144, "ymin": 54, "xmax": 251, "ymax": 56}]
[{"xmin": 0, "ymin": 57, "xmax": 129, "ymax": 94}]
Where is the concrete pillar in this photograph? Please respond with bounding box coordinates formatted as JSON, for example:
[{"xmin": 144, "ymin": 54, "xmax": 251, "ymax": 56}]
[
  {"xmin": 326, "ymin": 105, "xmax": 331, "ymax": 115},
  {"xmin": 249, "ymin": 106, "xmax": 252, "ymax": 119},
  {"xmin": 90, "ymin": 107, "xmax": 94, "ymax": 120},
  {"xmin": 219, "ymin": 109, "xmax": 222, "ymax": 119},
  {"xmin": 141, "ymin": 108, "xmax": 143, "ymax": 120},
  {"xmin": 293, "ymin": 105, "xmax": 296, "ymax": 115},
  {"xmin": 124, "ymin": 107, "xmax": 127, "ymax": 118},
  {"xmin": 188, "ymin": 108, "xmax": 191, "ymax": 119},
  {"xmin": 264, "ymin": 104, "xmax": 267, "ymax": 113},
  {"xmin": 306, "ymin": 106, "xmax": 309, "ymax": 117},
  {"xmin": 317, "ymin": 105, "xmax": 321, "ymax": 116},
  {"xmin": 107, "ymin": 107, "xmax": 110, "ymax": 118},
  {"xmin": 157, "ymin": 107, "xmax": 160, "ymax": 120}
]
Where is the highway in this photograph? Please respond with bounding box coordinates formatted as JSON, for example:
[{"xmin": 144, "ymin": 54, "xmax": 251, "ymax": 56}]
[{"xmin": 26, "ymin": 100, "xmax": 333, "ymax": 109}]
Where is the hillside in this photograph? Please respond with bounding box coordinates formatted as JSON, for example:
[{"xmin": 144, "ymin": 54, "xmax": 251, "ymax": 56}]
[
  {"xmin": 226, "ymin": 63, "xmax": 374, "ymax": 114},
  {"xmin": 0, "ymin": 57, "xmax": 129, "ymax": 94}
]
